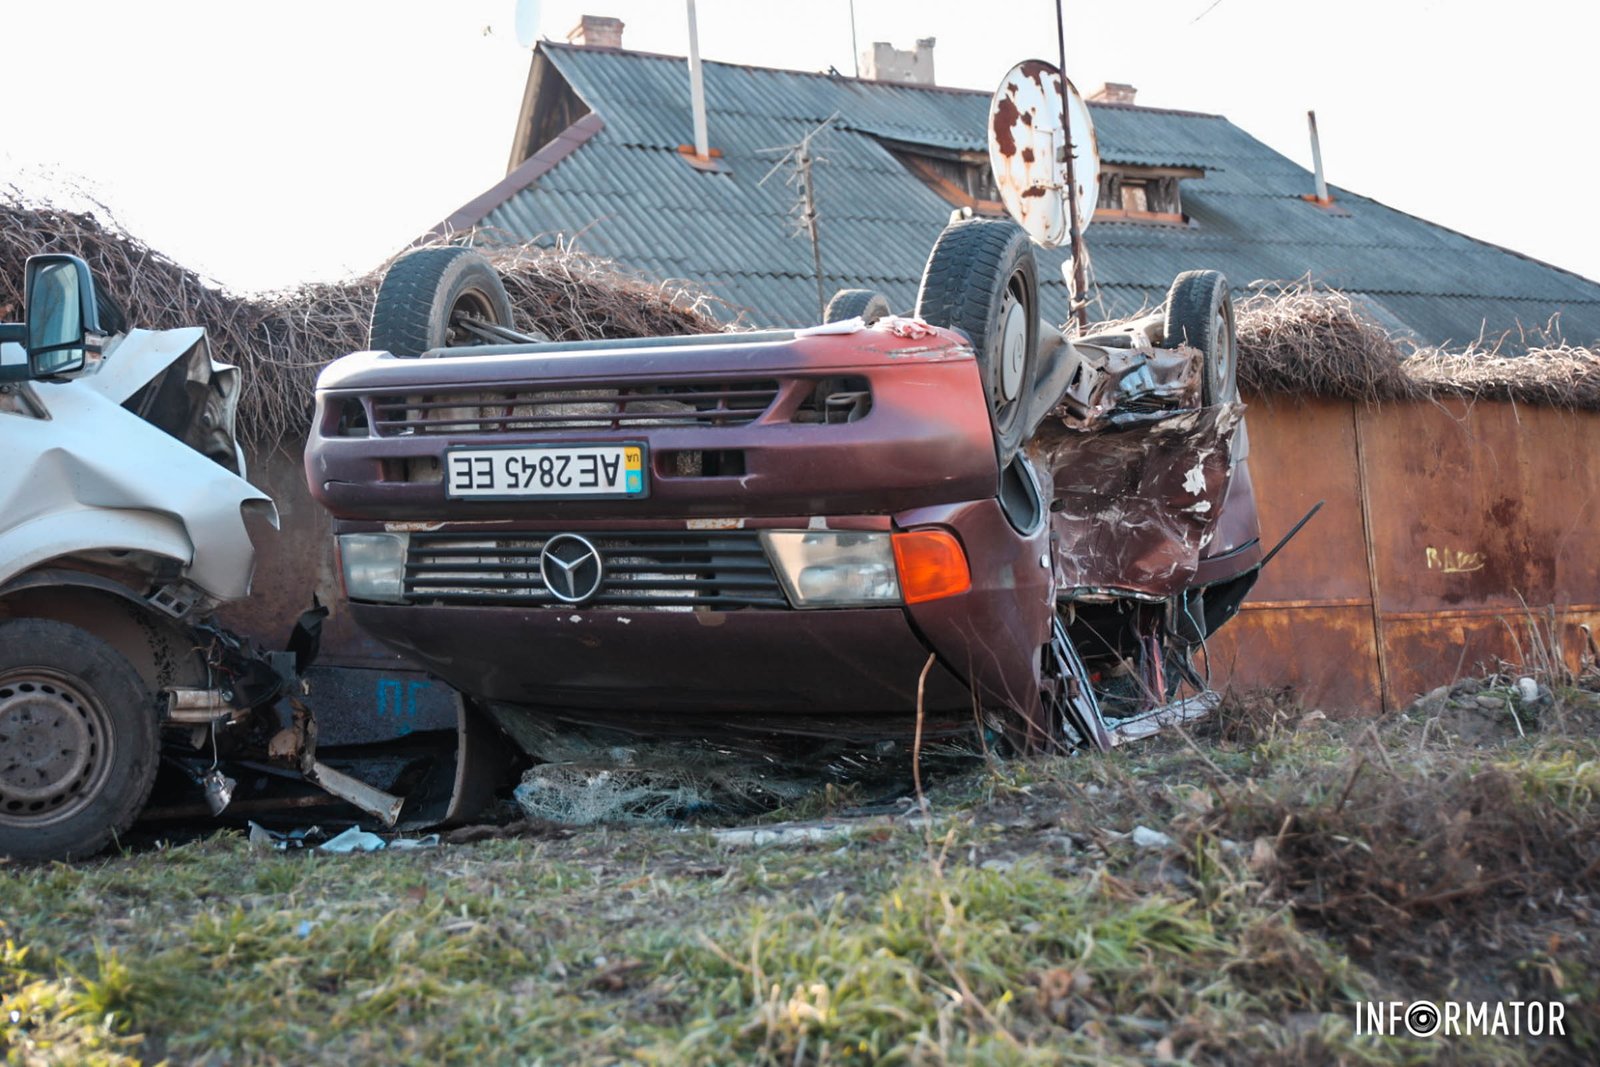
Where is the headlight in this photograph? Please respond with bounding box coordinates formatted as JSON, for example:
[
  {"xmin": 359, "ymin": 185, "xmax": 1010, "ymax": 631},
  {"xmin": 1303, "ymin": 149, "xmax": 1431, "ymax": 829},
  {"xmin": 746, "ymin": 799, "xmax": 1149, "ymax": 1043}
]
[
  {"xmin": 762, "ymin": 531, "xmax": 901, "ymax": 608},
  {"xmin": 338, "ymin": 533, "xmax": 409, "ymax": 602}
]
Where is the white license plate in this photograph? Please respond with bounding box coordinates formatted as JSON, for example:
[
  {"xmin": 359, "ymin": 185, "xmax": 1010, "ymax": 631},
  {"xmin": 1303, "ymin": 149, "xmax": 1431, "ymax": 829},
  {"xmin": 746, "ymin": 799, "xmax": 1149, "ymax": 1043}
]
[{"xmin": 445, "ymin": 444, "xmax": 647, "ymax": 499}]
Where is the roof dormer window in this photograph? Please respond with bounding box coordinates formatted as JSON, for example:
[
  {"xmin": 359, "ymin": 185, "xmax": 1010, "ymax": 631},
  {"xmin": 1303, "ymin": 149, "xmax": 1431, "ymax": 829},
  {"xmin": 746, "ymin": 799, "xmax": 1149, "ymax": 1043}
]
[
  {"xmin": 1094, "ymin": 165, "xmax": 1201, "ymax": 225},
  {"xmin": 885, "ymin": 144, "xmax": 1006, "ymax": 216}
]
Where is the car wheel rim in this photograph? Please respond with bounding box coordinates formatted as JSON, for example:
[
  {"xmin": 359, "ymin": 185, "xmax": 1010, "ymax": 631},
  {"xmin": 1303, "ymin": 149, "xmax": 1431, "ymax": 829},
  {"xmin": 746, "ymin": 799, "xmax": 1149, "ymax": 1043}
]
[
  {"xmin": 1211, "ymin": 306, "xmax": 1233, "ymax": 397},
  {"xmin": 0, "ymin": 670, "xmax": 114, "ymax": 826},
  {"xmin": 998, "ymin": 283, "xmax": 1028, "ymax": 406},
  {"xmin": 445, "ymin": 289, "xmax": 498, "ymax": 347}
]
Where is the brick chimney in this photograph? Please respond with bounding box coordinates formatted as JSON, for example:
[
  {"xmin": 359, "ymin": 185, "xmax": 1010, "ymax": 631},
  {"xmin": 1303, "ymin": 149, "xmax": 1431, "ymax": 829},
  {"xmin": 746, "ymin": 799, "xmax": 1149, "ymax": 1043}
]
[
  {"xmin": 860, "ymin": 37, "xmax": 936, "ymax": 86},
  {"xmin": 1088, "ymin": 82, "xmax": 1137, "ymax": 105},
  {"xmin": 566, "ymin": 14, "xmax": 624, "ymax": 49}
]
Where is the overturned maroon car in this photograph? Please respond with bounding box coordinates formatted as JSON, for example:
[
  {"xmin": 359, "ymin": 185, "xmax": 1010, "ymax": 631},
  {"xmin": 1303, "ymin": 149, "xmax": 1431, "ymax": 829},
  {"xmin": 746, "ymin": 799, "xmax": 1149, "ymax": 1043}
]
[{"xmin": 304, "ymin": 208, "xmax": 1271, "ymax": 755}]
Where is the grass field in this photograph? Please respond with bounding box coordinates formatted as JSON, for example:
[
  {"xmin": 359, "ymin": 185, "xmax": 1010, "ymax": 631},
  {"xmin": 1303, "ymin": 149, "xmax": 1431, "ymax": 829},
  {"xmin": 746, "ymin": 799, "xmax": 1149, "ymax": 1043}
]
[{"xmin": 4, "ymin": 682, "xmax": 1597, "ymax": 1065}]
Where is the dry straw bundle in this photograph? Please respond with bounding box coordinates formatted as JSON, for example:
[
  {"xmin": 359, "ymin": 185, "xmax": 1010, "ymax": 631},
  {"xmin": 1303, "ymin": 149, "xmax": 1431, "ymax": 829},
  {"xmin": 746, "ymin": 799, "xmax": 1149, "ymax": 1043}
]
[
  {"xmin": 1406, "ymin": 341, "xmax": 1600, "ymax": 409},
  {"xmin": 1225, "ymin": 280, "xmax": 1600, "ymax": 410},
  {"xmin": 0, "ymin": 194, "xmax": 721, "ymax": 449},
  {"xmin": 1231, "ymin": 283, "xmax": 1421, "ymax": 403}
]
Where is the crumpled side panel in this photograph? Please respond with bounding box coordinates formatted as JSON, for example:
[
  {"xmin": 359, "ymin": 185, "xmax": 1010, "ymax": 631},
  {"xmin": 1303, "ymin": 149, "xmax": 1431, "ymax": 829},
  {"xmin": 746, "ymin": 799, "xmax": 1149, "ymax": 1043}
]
[
  {"xmin": 2, "ymin": 362, "xmax": 272, "ymax": 602},
  {"xmin": 1031, "ymin": 403, "xmax": 1243, "ymax": 599}
]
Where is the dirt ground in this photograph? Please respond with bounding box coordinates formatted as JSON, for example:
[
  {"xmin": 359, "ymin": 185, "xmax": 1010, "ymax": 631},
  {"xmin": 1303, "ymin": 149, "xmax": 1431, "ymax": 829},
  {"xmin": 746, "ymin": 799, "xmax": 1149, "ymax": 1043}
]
[{"xmin": 3, "ymin": 679, "xmax": 1598, "ymax": 1065}]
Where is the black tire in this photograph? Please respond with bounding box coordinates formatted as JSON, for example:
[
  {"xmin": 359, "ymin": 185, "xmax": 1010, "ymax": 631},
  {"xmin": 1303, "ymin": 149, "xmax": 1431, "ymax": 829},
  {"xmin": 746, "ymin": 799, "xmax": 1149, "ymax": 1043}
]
[
  {"xmin": 0, "ymin": 619, "xmax": 158, "ymax": 862},
  {"xmin": 1163, "ymin": 270, "xmax": 1238, "ymax": 405},
  {"xmin": 370, "ymin": 247, "xmax": 515, "ymax": 357},
  {"xmin": 914, "ymin": 219, "xmax": 1040, "ymax": 463},
  {"xmin": 824, "ymin": 288, "xmax": 892, "ymax": 325}
]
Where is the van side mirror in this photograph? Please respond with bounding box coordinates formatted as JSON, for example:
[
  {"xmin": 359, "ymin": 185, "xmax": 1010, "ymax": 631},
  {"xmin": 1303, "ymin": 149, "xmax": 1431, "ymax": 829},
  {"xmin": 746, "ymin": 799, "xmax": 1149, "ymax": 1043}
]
[{"xmin": 23, "ymin": 254, "xmax": 101, "ymax": 379}]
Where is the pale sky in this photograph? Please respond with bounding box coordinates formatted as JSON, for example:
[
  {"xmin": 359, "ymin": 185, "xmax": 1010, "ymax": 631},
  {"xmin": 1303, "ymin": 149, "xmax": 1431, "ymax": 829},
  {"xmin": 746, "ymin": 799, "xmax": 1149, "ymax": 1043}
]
[{"xmin": 5, "ymin": 0, "xmax": 1596, "ymax": 292}]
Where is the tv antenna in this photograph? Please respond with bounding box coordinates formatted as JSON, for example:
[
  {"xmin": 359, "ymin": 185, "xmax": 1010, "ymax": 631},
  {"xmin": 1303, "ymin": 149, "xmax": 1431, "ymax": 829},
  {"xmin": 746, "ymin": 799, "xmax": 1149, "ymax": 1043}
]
[{"xmin": 759, "ymin": 114, "xmax": 839, "ymax": 321}]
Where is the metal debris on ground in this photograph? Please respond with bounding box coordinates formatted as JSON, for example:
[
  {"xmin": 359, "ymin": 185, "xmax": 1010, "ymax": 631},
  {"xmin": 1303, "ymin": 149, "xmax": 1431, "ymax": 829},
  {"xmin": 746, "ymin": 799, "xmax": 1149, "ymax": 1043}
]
[
  {"xmin": 1129, "ymin": 826, "xmax": 1174, "ymax": 850},
  {"xmin": 507, "ymin": 728, "xmax": 898, "ymax": 826},
  {"xmin": 514, "ymin": 766, "xmax": 719, "ymax": 826},
  {"xmin": 1105, "ymin": 690, "xmax": 1221, "ymax": 745},
  {"xmin": 708, "ymin": 818, "xmax": 898, "ymax": 849},
  {"xmin": 244, "ymin": 821, "xmax": 438, "ymax": 853},
  {"xmin": 247, "ymin": 822, "xmax": 325, "ymax": 850},
  {"xmin": 511, "ymin": 755, "xmax": 816, "ymax": 826}
]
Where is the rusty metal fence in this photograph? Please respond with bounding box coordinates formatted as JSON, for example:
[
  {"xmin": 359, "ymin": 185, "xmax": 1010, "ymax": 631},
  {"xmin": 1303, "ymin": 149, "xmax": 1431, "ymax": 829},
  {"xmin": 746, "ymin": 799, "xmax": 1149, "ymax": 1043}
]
[{"xmin": 1208, "ymin": 395, "xmax": 1600, "ymax": 711}]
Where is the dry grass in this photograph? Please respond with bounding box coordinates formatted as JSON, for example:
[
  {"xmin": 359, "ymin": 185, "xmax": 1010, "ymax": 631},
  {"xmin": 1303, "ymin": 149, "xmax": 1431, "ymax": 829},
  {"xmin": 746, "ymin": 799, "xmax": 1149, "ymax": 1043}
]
[
  {"xmin": 8, "ymin": 686, "xmax": 1599, "ymax": 1063},
  {"xmin": 0, "ymin": 193, "xmax": 723, "ymax": 450},
  {"xmin": 1167, "ymin": 678, "xmax": 1600, "ymax": 1049},
  {"xmin": 1212, "ymin": 756, "xmax": 1600, "ymax": 952},
  {"xmin": 1206, "ymin": 686, "xmax": 1308, "ymax": 747}
]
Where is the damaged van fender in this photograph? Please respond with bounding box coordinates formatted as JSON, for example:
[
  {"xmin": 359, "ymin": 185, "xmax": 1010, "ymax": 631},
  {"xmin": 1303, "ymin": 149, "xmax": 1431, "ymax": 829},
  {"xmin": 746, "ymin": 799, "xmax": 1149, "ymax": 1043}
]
[
  {"xmin": 0, "ymin": 327, "xmax": 275, "ymax": 604},
  {"xmin": 0, "ymin": 254, "xmax": 372, "ymax": 862}
]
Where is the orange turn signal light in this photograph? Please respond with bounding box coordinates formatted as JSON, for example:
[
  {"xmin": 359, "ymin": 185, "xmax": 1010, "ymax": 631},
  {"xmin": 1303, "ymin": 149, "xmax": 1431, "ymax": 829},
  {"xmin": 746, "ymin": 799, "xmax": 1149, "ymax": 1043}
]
[{"xmin": 892, "ymin": 529, "xmax": 971, "ymax": 604}]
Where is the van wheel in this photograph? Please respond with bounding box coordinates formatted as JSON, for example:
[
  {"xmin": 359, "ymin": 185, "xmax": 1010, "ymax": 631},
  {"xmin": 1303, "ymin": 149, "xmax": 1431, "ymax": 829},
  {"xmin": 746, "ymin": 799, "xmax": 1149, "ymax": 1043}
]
[
  {"xmin": 0, "ymin": 620, "xmax": 158, "ymax": 862},
  {"xmin": 370, "ymin": 247, "xmax": 516, "ymax": 357},
  {"xmin": 824, "ymin": 289, "xmax": 892, "ymax": 325},
  {"xmin": 1162, "ymin": 270, "xmax": 1238, "ymax": 405},
  {"xmin": 915, "ymin": 219, "xmax": 1040, "ymax": 463}
]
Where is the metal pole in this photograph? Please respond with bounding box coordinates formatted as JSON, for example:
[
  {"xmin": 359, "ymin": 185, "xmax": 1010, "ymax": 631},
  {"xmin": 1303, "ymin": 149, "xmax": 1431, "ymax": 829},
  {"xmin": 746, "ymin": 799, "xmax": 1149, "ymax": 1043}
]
[
  {"xmin": 686, "ymin": 0, "xmax": 710, "ymax": 158},
  {"xmin": 1055, "ymin": 0, "xmax": 1089, "ymax": 330},
  {"xmin": 1307, "ymin": 110, "xmax": 1329, "ymax": 203},
  {"xmin": 849, "ymin": 0, "xmax": 860, "ymax": 78}
]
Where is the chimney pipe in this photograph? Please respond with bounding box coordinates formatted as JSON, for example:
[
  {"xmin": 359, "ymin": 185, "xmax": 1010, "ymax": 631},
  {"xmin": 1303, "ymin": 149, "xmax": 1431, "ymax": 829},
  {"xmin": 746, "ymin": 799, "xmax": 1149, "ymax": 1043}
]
[
  {"xmin": 859, "ymin": 38, "xmax": 936, "ymax": 85},
  {"xmin": 1088, "ymin": 82, "xmax": 1137, "ymax": 105},
  {"xmin": 685, "ymin": 0, "xmax": 710, "ymax": 159},
  {"xmin": 566, "ymin": 15, "xmax": 624, "ymax": 49},
  {"xmin": 1307, "ymin": 110, "xmax": 1331, "ymax": 204}
]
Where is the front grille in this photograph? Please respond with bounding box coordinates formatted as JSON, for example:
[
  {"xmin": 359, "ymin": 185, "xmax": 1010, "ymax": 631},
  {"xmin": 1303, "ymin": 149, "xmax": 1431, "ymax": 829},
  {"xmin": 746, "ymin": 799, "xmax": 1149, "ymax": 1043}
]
[
  {"xmin": 403, "ymin": 530, "xmax": 789, "ymax": 609},
  {"xmin": 369, "ymin": 380, "xmax": 781, "ymax": 436}
]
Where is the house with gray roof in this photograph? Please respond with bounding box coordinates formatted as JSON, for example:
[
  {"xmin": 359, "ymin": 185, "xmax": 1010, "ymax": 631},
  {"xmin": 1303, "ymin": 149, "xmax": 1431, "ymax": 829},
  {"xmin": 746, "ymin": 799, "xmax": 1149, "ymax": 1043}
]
[{"xmin": 435, "ymin": 25, "xmax": 1600, "ymax": 349}]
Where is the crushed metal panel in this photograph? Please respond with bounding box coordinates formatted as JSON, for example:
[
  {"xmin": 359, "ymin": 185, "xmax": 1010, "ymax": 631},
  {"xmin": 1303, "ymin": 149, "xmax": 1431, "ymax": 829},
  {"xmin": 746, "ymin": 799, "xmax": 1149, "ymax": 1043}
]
[
  {"xmin": 1, "ymin": 343, "xmax": 271, "ymax": 603},
  {"xmin": 1031, "ymin": 403, "xmax": 1240, "ymax": 598},
  {"xmin": 77, "ymin": 327, "xmax": 207, "ymax": 404}
]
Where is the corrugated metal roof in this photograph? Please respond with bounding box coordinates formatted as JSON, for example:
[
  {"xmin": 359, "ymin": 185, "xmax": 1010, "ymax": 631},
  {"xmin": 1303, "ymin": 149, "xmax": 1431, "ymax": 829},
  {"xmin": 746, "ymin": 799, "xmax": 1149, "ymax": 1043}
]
[{"xmin": 468, "ymin": 43, "xmax": 1600, "ymax": 346}]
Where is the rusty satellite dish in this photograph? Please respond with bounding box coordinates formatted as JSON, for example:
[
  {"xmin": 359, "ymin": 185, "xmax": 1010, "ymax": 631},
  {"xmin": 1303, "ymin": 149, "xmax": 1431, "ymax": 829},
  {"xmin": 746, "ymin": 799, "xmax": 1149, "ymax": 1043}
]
[{"xmin": 988, "ymin": 60, "xmax": 1099, "ymax": 250}]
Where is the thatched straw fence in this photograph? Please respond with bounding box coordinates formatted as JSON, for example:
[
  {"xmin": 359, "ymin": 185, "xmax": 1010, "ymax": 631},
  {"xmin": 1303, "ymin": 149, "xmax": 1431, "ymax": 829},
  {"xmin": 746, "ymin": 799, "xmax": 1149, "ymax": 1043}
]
[
  {"xmin": 5, "ymin": 193, "xmax": 1598, "ymax": 450},
  {"xmin": 1227, "ymin": 283, "xmax": 1600, "ymax": 409}
]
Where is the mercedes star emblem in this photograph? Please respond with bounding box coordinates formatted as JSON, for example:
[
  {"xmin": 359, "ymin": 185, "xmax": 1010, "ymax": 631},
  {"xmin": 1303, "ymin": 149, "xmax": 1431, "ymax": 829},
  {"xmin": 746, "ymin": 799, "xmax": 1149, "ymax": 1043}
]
[{"xmin": 539, "ymin": 533, "xmax": 604, "ymax": 604}]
